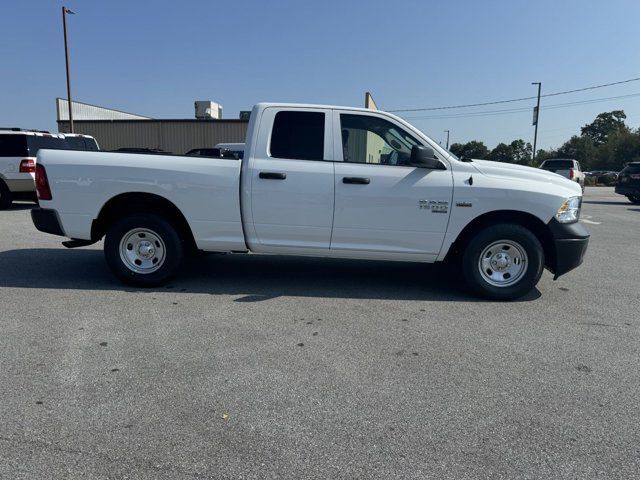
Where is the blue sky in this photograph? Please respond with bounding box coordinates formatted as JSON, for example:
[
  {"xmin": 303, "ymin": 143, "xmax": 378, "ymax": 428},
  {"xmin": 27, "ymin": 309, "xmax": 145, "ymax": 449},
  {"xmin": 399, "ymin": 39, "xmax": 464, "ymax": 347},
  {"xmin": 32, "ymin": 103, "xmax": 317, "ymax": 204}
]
[{"xmin": 1, "ymin": 0, "xmax": 639, "ymax": 150}]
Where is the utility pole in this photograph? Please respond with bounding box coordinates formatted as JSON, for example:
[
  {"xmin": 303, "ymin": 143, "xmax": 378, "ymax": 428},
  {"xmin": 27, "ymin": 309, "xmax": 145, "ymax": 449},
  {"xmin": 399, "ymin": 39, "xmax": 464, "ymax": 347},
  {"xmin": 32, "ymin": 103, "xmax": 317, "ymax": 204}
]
[
  {"xmin": 62, "ymin": 7, "xmax": 75, "ymax": 133},
  {"xmin": 531, "ymin": 82, "xmax": 542, "ymax": 164},
  {"xmin": 444, "ymin": 130, "xmax": 450, "ymax": 149}
]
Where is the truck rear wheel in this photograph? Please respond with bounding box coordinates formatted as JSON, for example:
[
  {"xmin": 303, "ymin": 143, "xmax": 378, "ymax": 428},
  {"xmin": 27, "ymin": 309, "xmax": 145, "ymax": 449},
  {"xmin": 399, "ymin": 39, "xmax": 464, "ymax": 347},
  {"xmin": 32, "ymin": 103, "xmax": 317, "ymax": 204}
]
[
  {"xmin": 462, "ymin": 223, "xmax": 544, "ymax": 300},
  {"xmin": 627, "ymin": 195, "xmax": 640, "ymax": 205},
  {"xmin": 0, "ymin": 180, "xmax": 12, "ymax": 209},
  {"xmin": 104, "ymin": 213, "xmax": 184, "ymax": 287}
]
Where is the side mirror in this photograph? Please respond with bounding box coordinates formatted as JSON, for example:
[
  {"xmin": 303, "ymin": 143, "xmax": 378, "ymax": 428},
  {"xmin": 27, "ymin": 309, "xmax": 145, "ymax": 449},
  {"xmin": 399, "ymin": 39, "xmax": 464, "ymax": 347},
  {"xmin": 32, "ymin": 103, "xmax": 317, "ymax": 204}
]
[{"xmin": 410, "ymin": 145, "xmax": 445, "ymax": 169}]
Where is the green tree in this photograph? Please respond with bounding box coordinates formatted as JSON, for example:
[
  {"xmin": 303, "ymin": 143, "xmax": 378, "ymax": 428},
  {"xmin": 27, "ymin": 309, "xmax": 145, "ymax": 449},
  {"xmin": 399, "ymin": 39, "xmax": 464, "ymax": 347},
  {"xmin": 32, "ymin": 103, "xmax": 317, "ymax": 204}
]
[
  {"xmin": 533, "ymin": 148, "xmax": 558, "ymax": 165},
  {"xmin": 556, "ymin": 135, "xmax": 597, "ymax": 170},
  {"xmin": 449, "ymin": 140, "xmax": 489, "ymax": 159},
  {"xmin": 509, "ymin": 139, "xmax": 533, "ymax": 165},
  {"xmin": 487, "ymin": 143, "xmax": 514, "ymax": 163},
  {"xmin": 595, "ymin": 128, "xmax": 640, "ymax": 171},
  {"xmin": 580, "ymin": 110, "xmax": 628, "ymax": 146}
]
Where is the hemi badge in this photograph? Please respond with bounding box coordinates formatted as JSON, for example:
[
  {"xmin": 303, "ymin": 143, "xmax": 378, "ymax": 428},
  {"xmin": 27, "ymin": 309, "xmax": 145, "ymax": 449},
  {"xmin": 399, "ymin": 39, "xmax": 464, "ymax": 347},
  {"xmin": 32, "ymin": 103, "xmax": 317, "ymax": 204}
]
[{"xmin": 456, "ymin": 201, "xmax": 473, "ymax": 207}]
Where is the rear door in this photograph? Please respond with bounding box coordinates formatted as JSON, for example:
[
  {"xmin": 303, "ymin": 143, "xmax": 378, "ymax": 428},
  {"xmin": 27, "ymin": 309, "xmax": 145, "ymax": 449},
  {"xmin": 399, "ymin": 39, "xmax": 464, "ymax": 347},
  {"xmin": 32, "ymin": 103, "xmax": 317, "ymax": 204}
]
[
  {"xmin": 248, "ymin": 107, "xmax": 335, "ymax": 250},
  {"xmin": 331, "ymin": 110, "xmax": 453, "ymax": 256}
]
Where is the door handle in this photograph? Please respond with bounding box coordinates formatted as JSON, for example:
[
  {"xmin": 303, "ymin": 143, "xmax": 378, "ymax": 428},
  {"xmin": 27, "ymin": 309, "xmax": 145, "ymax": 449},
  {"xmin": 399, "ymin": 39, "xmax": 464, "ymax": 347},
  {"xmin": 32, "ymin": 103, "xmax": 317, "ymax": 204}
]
[
  {"xmin": 259, "ymin": 172, "xmax": 287, "ymax": 180},
  {"xmin": 343, "ymin": 177, "xmax": 370, "ymax": 185}
]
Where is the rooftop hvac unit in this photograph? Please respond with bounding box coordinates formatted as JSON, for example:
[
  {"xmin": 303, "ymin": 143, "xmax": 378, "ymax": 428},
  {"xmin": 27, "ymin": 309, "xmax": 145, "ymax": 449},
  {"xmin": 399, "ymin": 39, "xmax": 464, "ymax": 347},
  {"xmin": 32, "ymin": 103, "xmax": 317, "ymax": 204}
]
[{"xmin": 194, "ymin": 101, "xmax": 223, "ymax": 119}]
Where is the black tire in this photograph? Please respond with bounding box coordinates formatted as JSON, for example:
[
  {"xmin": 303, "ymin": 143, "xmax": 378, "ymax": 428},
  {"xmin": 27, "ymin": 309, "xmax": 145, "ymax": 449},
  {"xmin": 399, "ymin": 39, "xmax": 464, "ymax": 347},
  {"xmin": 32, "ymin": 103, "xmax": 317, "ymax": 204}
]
[
  {"xmin": 104, "ymin": 213, "xmax": 184, "ymax": 287},
  {"xmin": 627, "ymin": 195, "xmax": 640, "ymax": 205},
  {"xmin": 462, "ymin": 223, "xmax": 544, "ymax": 300},
  {"xmin": 0, "ymin": 180, "xmax": 13, "ymax": 210}
]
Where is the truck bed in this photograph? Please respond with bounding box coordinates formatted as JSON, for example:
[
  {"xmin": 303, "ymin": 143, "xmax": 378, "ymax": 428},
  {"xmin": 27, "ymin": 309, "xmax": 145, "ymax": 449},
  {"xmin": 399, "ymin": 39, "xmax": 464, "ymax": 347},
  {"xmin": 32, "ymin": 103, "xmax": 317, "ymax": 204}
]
[{"xmin": 36, "ymin": 149, "xmax": 247, "ymax": 251}]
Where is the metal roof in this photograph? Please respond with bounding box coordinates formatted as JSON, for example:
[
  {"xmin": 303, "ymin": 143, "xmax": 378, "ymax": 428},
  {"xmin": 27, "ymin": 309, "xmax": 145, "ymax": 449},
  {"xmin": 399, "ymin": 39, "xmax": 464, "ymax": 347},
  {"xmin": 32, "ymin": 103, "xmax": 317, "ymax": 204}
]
[{"xmin": 56, "ymin": 98, "xmax": 152, "ymax": 121}]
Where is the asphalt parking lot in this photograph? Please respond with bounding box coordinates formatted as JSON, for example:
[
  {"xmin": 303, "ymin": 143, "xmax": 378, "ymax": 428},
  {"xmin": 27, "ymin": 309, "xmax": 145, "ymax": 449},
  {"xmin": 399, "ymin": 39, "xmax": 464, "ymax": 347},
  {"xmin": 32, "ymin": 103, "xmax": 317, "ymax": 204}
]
[{"xmin": 0, "ymin": 187, "xmax": 638, "ymax": 479}]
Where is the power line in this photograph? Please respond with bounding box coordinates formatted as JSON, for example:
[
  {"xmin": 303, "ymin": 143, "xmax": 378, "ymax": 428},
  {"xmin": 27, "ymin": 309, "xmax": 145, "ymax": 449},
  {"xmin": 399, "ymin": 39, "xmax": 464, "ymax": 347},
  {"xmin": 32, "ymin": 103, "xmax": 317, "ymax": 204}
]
[
  {"xmin": 388, "ymin": 77, "xmax": 640, "ymax": 112},
  {"xmin": 403, "ymin": 92, "xmax": 640, "ymax": 120}
]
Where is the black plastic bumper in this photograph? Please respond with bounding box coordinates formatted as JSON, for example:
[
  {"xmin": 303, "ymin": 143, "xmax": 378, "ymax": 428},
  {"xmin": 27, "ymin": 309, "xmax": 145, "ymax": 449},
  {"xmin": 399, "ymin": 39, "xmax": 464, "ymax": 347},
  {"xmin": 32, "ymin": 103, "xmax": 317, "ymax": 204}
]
[
  {"xmin": 547, "ymin": 218, "xmax": 590, "ymax": 279},
  {"xmin": 31, "ymin": 208, "xmax": 65, "ymax": 236},
  {"xmin": 615, "ymin": 184, "xmax": 640, "ymax": 196}
]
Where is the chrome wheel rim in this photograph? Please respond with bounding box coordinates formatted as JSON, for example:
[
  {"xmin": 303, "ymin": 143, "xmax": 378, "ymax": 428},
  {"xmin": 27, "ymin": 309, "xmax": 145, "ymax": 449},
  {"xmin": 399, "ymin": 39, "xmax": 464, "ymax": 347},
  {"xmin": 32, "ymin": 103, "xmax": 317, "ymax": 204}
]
[
  {"xmin": 119, "ymin": 228, "xmax": 166, "ymax": 274},
  {"xmin": 478, "ymin": 240, "xmax": 528, "ymax": 287}
]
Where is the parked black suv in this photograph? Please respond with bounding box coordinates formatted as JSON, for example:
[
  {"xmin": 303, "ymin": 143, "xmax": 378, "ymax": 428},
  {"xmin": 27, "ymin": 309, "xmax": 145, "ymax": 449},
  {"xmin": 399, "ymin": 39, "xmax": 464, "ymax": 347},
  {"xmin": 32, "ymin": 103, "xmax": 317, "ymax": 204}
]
[{"xmin": 615, "ymin": 162, "xmax": 640, "ymax": 204}]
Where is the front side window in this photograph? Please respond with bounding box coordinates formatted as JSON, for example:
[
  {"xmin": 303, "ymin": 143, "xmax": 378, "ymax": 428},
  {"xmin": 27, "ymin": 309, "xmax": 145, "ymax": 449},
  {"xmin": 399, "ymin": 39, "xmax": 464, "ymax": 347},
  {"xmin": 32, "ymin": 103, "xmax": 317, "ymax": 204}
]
[
  {"xmin": 270, "ymin": 111, "xmax": 325, "ymax": 161},
  {"xmin": 340, "ymin": 114, "xmax": 421, "ymax": 165}
]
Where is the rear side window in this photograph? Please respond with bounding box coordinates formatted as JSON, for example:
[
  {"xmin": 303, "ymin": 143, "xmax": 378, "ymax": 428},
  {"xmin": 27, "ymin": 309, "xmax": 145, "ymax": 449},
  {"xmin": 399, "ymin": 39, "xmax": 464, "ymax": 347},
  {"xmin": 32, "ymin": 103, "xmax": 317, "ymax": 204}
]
[
  {"xmin": 270, "ymin": 111, "xmax": 324, "ymax": 161},
  {"xmin": 27, "ymin": 136, "xmax": 68, "ymax": 156},
  {"xmin": 0, "ymin": 134, "xmax": 28, "ymax": 157}
]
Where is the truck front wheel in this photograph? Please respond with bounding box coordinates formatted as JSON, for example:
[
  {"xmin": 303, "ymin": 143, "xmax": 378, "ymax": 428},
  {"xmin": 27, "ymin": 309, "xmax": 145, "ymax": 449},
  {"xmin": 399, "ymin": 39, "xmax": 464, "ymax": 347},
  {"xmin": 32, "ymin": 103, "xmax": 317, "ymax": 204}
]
[
  {"xmin": 104, "ymin": 213, "xmax": 184, "ymax": 287},
  {"xmin": 462, "ymin": 224, "xmax": 544, "ymax": 300}
]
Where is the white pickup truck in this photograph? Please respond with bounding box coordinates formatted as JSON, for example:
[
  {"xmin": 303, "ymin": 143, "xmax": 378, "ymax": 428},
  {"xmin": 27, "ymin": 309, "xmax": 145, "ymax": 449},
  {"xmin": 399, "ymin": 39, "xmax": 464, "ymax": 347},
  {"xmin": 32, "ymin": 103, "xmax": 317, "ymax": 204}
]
[{"xmin": 31, "ymin": 103, "xmax": 589, "ymax": 300}]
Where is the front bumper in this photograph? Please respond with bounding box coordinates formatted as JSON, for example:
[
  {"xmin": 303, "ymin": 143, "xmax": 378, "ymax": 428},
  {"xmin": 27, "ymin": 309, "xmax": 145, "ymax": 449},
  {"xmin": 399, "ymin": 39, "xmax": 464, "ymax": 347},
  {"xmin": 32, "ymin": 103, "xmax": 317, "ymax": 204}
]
[
  {"xmin": 547, "ymin": 218, "xmax": 590, "ymax": 279},
  {"xmin": 615, "ymin": 184, "xmax": 640, "ymax": 196},
  {"xmin": 31, "ymin": 208, "xmax": 65, "ymax": 236}
]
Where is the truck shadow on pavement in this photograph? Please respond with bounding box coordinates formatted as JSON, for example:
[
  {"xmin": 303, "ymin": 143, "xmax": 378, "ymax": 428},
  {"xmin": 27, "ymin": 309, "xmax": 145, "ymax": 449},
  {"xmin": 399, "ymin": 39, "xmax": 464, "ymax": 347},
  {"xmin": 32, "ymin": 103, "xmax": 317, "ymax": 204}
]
[
  {"xmin": 3, "ymin": 202, "xmax": 36, "ymax": 211},
  {"xmin": 0, "ymin": 248, "xmax": 541, "ymax": 302},
  {"xmin": 582, "ymin": 200, "xmax": 631, "ymax": 206}
]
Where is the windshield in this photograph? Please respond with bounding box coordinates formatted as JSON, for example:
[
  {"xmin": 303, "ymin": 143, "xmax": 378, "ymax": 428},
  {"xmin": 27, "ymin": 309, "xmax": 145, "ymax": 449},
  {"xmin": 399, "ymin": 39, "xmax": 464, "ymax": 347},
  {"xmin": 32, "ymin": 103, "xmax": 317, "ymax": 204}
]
[
  {"xmin": 65, "ymin": 137, "xmax": 99, "ymax": 151},
  {"xmin": 64, "ymin": 137, "xmax": 87, "ymax": 150},
  {"xmin": 622, "ymin": 163, "xmax": 640, "ymax": 174}
]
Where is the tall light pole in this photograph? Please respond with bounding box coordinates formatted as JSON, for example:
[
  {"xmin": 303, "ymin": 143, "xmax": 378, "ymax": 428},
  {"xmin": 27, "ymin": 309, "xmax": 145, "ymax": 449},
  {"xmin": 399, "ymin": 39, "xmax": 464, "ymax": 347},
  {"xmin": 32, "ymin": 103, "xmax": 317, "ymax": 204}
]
[
  {"xmin": 444, "ymin": 130, "xmax": 450, "ymax": 149},
  {"xmin": 62, "ymin": 6, "xmax": 75, "ymax": 133},
  {"xmin": 531, "ymin": 82, "xmax": 542, "ymax": 164}
]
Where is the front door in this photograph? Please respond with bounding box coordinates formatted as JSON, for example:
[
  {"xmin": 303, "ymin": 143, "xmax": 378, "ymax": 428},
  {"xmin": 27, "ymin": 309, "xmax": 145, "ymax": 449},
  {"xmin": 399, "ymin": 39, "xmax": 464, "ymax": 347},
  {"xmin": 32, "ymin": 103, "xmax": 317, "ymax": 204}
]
[{"xmin": 331, "ymin": 111, "xmax": 453, "ymax": 256}]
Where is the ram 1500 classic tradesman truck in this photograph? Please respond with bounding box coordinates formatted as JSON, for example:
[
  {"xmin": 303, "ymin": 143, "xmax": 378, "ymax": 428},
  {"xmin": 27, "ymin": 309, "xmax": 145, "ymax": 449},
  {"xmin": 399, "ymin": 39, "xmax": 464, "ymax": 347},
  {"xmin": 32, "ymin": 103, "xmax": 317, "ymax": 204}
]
[{"xmin": 31, "ymin": 103, "xmax": 589, "ymax": 300}]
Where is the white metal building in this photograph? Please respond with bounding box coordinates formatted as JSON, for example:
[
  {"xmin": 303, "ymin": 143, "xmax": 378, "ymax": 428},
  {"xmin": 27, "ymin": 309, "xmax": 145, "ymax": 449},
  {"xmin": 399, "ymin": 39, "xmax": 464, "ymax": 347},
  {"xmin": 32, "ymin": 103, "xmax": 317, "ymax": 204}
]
[{"xmin": 56, "ymin": 98, "xmax": 248, "ymax": 154}]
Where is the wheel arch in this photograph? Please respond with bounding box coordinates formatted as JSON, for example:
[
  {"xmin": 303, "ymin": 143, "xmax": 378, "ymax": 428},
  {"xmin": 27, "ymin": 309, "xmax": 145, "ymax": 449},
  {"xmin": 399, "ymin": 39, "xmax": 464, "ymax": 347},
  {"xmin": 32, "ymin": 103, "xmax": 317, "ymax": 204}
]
[
  {"xmin": 445, "ymin": 210, "xmax": 556, "ymax": 270},
  {"xmin": 91, "ymin": 192, "xmax": 197, "ymax": 252}
]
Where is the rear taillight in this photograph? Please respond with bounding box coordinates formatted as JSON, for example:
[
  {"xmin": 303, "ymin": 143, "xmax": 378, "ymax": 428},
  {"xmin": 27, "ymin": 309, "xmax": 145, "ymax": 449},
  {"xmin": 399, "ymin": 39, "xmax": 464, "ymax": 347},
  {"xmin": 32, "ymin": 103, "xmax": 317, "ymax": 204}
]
[
  {"xmin": 19, "ymin": 158, "xmax": 36, "ymax": 173},
  {"xmin": 569, "ymin": 168, "xmax": 574, "ymax": 179},
  {"xmin": 35, "ymin": 163, "xmax": 52, "ymax": 200}
]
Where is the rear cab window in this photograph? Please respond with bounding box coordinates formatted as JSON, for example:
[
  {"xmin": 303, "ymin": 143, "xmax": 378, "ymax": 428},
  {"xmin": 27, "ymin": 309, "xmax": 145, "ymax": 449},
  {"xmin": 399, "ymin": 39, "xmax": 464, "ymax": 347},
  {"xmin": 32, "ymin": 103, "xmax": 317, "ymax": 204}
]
[{"xmin": 541, "ymin": 159, "xmax": 575, "ymax": 170}]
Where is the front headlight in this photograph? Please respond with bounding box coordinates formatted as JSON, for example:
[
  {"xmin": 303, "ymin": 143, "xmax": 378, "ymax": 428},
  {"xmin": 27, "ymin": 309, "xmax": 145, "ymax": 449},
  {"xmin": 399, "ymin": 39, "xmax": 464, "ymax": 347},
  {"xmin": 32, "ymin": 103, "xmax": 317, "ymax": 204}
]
[{"xmin": 555, "ymin": 196, "xmax": 582, "ymax": 223}]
